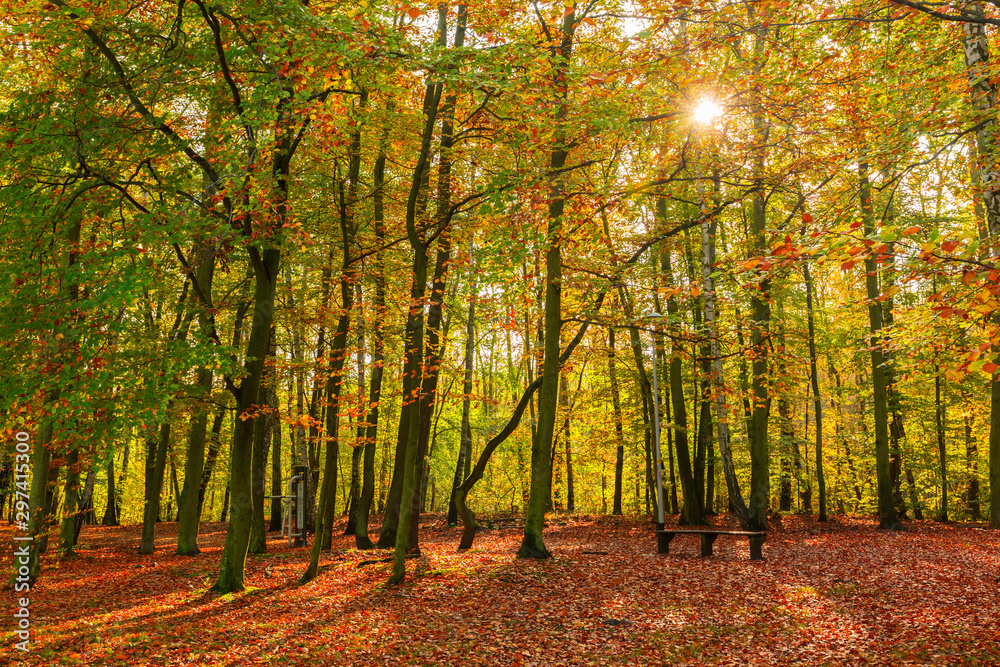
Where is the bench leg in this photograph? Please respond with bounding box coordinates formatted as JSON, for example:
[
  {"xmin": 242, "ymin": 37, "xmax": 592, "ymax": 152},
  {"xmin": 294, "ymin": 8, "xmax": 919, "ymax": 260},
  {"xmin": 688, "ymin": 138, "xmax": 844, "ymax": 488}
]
[
  {"xmin": 700, "ymin": 533, "xmax": 718, "ymax": 557},
  {"xmin": 657, "ymin": 532, "xmax": 674, "ymax": 555},
  {"xmin": 749, "ymin": 534, "xmax": 766, "ymax": 560}
]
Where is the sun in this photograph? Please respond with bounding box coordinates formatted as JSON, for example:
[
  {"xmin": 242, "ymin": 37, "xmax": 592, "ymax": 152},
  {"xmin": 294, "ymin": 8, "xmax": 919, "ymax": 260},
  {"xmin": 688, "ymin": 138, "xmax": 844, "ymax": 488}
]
[{"xmin": 694, "ymin": 99, "xmax": 721, "ymax": 124}]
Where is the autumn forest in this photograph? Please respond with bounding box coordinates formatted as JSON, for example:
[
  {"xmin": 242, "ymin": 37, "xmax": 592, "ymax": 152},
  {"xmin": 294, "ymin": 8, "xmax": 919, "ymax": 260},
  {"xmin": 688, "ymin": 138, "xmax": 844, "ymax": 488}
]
[{"xmin": 3, "ymin": 0, "xmax": 1000, "ymax": 664}]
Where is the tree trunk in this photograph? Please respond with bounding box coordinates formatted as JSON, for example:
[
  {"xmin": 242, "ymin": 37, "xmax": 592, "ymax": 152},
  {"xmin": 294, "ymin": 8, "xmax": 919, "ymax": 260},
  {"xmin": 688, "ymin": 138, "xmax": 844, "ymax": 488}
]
[
  {"xmin": 518, "ymin": 9, "xmax": 578, "ymax": 560},
  {"xmin": 608, "ymin": 325, "xmax": 625, "ymax": 516},
  {"xmin": 747, "ymin": 7, "xmax": 771, "ymax": 532},
  {"xmin": 102, "ymin": 456, "xmax": 119, "ymax": 526},
  {"xmin": 177, "ymin": 368, "xmax": 213, "ymax": 554},
  {"xmin": 197, "ymin": 409, "xmax": 225, "ymax": 519},
  {"xmin": 220, "ymin": 483, "xmax": 230, "ymax": 523},
  {"xmin": 28, "ymin": 214, "xmax": 83, "ymax": 577},
  {"xmin": 269, "ymin": 406, "xmax": 283, "ymax": 532},
  {"xmin": 859, "ymin": 161, "xmax": 897, "ymax": 529},
  {"xmin": 355, "ymin": 110, "xmax": 390, "ymax": 550},
  {"xmin": 936, "ymin": 374, "xmax": 948, "ymax": 522},
  {"xmin": 139, "ymin": 410, "xmax": 172, "ymax": 555},
  {"xmin": 449, "ymin": 262, "xmax": 477, "ymax": 526},
  {"xmin": 906, "ymin": 467, "xmax": 924, "ymax": 520},
  {"xmin": 961, "ymin": 4, "xmax": 1000, "ymax": 530},
  {"xmin": 387, "ymin": 30, "xmax": 450, "ymax": 580},
  {"xmin": 777, "ymin": 313, "xmax": 794, "ymax": 514},
  {"xmin": 72, "ymin": 469, "xmax": 96, "ymax": 547},
  {"xmin": 177, "ymin": 241, "xmax": 217, "ymax": 554},
  {"xmin": 345, "ymin": 445, "xmax": 362, "ymax": 535},
  {"xmin": 804, "ymin": 254, "xmax": 827, "ymax": 521},
  {"xmin": 212, "ymin": 245, "xmax": 280, "ymax": 592},
  {"xmin": 58, "ymin": 441, "xmax": 82, "ymax": 557},
  {"xmin": 407, "ymin": 235, "xmax": 453, "ymax": 551},
  {"xmin": 622, "ymin": 290, "xmax": 656, "ymax": 514},
  {"xmin": 661, "ymin": 242, "xmax": 703, "ymax": 526},
  {"xmin": 250, "ymin": 376, "xmax": 276, "ymax": 554},
  {"xmin": 967, "ymin": 409, "xmax": 981, "ymax": 519},
  {"xmin": 561, "ymin": 368, "xmax": 575, "ymax": 514},
  {"xmin": 303, "ymin": 91, "xmax": 368, "ymax": 580}
]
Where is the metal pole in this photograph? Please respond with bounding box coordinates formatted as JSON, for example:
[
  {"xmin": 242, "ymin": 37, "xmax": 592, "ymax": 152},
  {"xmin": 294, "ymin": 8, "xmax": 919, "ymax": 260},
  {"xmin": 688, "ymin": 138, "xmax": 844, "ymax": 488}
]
[{"xmin": 292, "ymin": 464, "xmax": 308, "ymax": 547}]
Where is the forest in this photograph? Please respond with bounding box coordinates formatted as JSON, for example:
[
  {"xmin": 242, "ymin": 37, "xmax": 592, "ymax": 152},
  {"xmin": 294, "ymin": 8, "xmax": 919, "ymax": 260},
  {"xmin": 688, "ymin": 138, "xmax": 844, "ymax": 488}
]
[{"xmin": 3, "ymin": 0, "xmax": 1000, "ymax": 664}]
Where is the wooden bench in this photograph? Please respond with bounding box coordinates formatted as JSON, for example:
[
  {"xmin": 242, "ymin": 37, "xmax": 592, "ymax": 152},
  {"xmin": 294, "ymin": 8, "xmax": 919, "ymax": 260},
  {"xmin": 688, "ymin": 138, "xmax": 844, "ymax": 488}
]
[{"xmin": 656, "ymin": 529, "xmax": 766, "ymax": 560}]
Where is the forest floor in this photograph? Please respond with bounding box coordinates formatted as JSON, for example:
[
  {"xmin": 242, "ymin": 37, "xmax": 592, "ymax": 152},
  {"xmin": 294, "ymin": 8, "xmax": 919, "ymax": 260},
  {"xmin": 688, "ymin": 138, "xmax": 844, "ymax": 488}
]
[{"xmin": 2, "ymin": 513, "xmax": 1000, "ymax": 666}]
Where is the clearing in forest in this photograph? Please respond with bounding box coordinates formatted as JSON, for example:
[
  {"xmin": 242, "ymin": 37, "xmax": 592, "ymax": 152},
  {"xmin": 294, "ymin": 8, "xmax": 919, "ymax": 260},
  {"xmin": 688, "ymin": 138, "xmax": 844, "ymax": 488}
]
[{"xmin": 4, "ymin": 515, "xmax": 1000, "ymax": 666}]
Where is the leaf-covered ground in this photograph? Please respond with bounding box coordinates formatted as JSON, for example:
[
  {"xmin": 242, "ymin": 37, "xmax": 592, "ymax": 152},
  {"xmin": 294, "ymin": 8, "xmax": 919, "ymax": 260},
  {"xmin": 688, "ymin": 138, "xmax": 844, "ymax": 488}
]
[{"xmin": 3, "ymin": 515, "xmax": 1000, "ymax": 665}]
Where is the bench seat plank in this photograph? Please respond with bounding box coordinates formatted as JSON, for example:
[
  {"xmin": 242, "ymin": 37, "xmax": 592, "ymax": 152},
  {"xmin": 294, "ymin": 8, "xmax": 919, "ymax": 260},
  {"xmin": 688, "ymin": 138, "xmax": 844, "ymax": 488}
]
[{"xmin": 655, "ymin": 529, "xmax": 766, "ymax": 560}]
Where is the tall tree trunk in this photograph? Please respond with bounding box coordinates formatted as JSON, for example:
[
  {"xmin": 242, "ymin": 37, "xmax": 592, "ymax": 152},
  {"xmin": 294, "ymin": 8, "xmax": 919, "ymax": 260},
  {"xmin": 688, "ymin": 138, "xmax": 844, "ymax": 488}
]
[
  {"xmin": 620, "ymin": 282, "xmax": 657, "ymax": 514},
  {"xmin": 29, "ymin": 212, "xmax": 83, "ymax": 575},
  {"xmin": 58, "ymin": 440, "xmax": 82, "ymax": 557},
  {"xmin": 212, "ymin": 172, "xmax": 285, "ymax": 593},
  {"xmin": 303, "ymin": 91, "xmax": 368, "ymax": 581},
  {"xmin": 518, "ymin": 8, "xmax": 579, "ymax": 559},
  {"xmin": 355, "ymin": 107, "xmax": 391, "ymax": 550},
  {"xmin": 177, "ymin": 238, "xmax": 217, "ymax": 555},
  {"xmin": 804, "ymin": 256, "xmax": 826, "ymax": 521},
  {"xmin": 859, "ymin": 161, "xmax": 897, "ymax": 529},
  {"xmin": 906, "ymin": 467, "xmax": 924, "ymax": 520},
  {"xmin": 250, "ymin": 362, "xmax": 277, "ymax": 554},
  {"xmin": 72, "ymin": 469, "xmax": 96, "ymax": 546},
  {"xmin": 117, "ymin": 443, "xmax": 129, "ymax": 524},
  {"xmin": 406, "ymin": 4, "xmax": 467, "ymax": 546},
  {"xmin": 777, "ymin": 314, "xmax": 794, "ymax": 514},
  {"xmin": 26, "ymin": 394, "xmax": 57, "ymax": 582},
  {"xmin": 661, "ymin": 241, "xmax": 703, "ymax": 525},
  {"xmin": 139, "ymin": 409, "xmax": 172, "ymax": 555},
  {"xmin": 345, "ymin": 285, "xmax": 366, "ymax": 537},
  {"xmin": 388, "ymin": 25, "xmax": 446, "ymax": 582},
  {"xmin": 407, "ymin": 234, "xmax": 453, "ymax": 550},
  {"xmin": 747, "ymin": 7, "xmax": 771, "ymax": 532},
  {"xmin": 608, "ymin": 325, "xmax": 625, "ymax": 516},
  {"xmin": 449, "ymin": 263, "xmax": 477, "ymax": 526},
  {"xmin": 269, "ymin": 406, "xmax": 283, "ymax": 532},
  {"xmin": 966, "ymin": 409, "xmax": 981, "ymax": 519},
  {"xmin": 197, "ymin": 409, "xmax": 225, "ymax": 519},
  {"xmin": 561, "ymin": 367, "xmax": 575, "ymax": 514},
  {"xmin": 961, "ymin": 3, "xmax": 1000, "ymax": 529},
  {"xmin": 936, "ymin": 374, "xmax": 948, "ymax": 522},
  {"xmin": 101, "ymin": 456, "xmax": 119, "ymax": 526}
]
